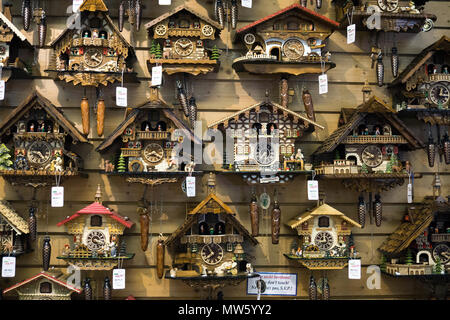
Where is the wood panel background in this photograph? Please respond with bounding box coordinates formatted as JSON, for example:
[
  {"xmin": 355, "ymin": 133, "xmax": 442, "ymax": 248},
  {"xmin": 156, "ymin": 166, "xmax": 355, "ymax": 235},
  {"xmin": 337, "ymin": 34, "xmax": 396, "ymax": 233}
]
[{"xmin": 0, "ymin": 0, "xmax": 449, "ymax": 299}]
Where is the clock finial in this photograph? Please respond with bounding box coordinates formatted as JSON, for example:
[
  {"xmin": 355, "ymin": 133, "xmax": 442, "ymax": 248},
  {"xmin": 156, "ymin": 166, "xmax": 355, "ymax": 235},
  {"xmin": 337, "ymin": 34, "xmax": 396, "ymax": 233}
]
[
  {"xmin": 207, "ymin": 172, "xmax": 216, "ymax": 194},
  {"xmin": 95, "ymin": 184, "xmax": 102, "ymax": 203},
  {"xmin": 362, "ymin": 79, "xmax": 372, "ymax": 103}
]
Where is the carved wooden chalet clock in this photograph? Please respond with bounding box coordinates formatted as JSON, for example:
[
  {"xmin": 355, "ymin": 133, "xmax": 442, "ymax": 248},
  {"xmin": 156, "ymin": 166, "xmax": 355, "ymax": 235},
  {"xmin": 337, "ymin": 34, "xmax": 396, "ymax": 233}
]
[
  {"xmin": 45, "ymin": 0, "xmax": 137, "ymax": 136},
  {"xmin": 0, "ymin": 3, "xmax": 33, "ymax": 82},
  {"xmin": 3, "ymin": 270, "xmax": 82, "ymax": 300},
  {"xmin": 56, "ymin": 185, "xmax": 134, "ymax": 270},
  {"xmin": 208, "ymin": 95, "xmax": 324, "ymax": 183},
  {"xmin": 145, "ymin": 4, "xmax": 223, "ymax": 76},
  {"xmin": 96, "ymin": 88, "xmax": 201, "ymax": 185},
  {"xmin": 232, "ymin": 3, "xmax": 339, "ymax": 75},
  {"xmin": 0, "ymin": 200, "xmax": 30, "ymax": 257},
  {"xmin": 0, "ymin": 91, "xmax": 88, "ymax": 186}
]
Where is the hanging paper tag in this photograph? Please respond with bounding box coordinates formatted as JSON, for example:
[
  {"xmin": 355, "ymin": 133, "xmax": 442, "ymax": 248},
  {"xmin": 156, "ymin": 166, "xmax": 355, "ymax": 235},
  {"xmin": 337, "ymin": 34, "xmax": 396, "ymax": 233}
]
[
  {"xmin": 307, "ymin": 180, "xmax": 319, "ymax": 200},
  {"xmin": 348, "ymin": 259, "xmax": 361, "ymax": 279},
  {"xmin": 407, "ymin": 183, "xmax": 413, "ymax": 203},
  {"xmin": 73, "ymin": 0, "xmax": 83, "ymax": 12},
  {"xmin": 2, "ymin": 257, "xmax": 16, "ymax": 277},
  {"xmin": 242, "ymin": 0, "xmax": 252, "ymax": 8},
  {"xmin": 151, "ymin": 66, "xmax": 163, "ymax": 87},
  {"xmin": 116, "ymin": 87, "xmax": 128, "ymax": 107},
  {"xmin": 0, "ymin": 80, "xmax": 5, "ymax": 101},
  {"xmin": 186, "ymin": 176, "xmax": 196, "ymax": 197},
  {"xmin": 159, "ymin": 0, "xmax": 171, "ymax": 5},
  {"xmin": 51, "ymin": 186, "xmax": 64, "ymax": 207},
  {"xmin": 318, "ymin": 74, "xmax": 328, "ymax": 94},
  {"xmin": 113, "ymin": 269, "xmax": 126, "ymax": 289},
  {"xmin": 347, "ymin": 24, "xmax": 356, "ymax": 44}
]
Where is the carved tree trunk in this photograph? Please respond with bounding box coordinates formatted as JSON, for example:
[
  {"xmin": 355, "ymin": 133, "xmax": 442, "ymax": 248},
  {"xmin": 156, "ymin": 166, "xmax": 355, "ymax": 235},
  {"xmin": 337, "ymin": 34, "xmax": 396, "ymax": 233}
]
[
  {"xmin": 156, "ymin": 239, "xmax": 165, "ymax": 279},
  {"xmin": 249, "ymin": 195, "xmax": 259, "ymax": 237},
  {"xmin": 271, "ymin": 201, "xmax": 281, "ymax": 244}
]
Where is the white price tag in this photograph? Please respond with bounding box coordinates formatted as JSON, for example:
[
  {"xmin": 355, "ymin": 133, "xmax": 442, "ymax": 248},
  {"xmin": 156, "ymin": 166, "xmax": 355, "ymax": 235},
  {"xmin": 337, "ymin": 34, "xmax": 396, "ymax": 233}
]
[
  {"xmin": 116, "ymin": 87, "xmax": 128, "ymax": 107},
  {"xmin": 151, "ymin": 66, "xmax": 163, "ymax": 87},
  {"xmin": 73, "ymin": 0, "xmax": 83, "ymax": 12},
  {"xmin": 186, "ymin": 176, "xmax": 196, "ymax": 198},
  {"xmin": 113, "ymin": 269, "xmax": 126, "ymax": 289},
  {"xmin": 2, "ymin": 257, "xmax": 16, "ymax": 277},
  {"xmin": 307, "ymin": 180, "xmax": 319, "ymax": 200},
  {"xmin": 407, "ymin": 183, "xmax": 413, "ymax": 203},
  {"xmin": 348, "ymin": 259, "xmax": 361, "ymax": 279},
  {"xmin": 242, "ymin": 0, "xmax": 252, "ymax": 8},
  {"xmin": 0, "ymin": 80, "xmax": 5, "ymax": 101},
  {"xmin": 51, "ymin": 186, "xmax": 64, "ymax": 208},
  {"xmin": 318, "ymin": 74, "xmax": 328, "ymax": 94},
  {"xmin": 159, "ymin": 0, "xmax": 171, "ymax": 5},
  {"xmin": 347, "ymin": 24, "xmax": 356, "ymax": 44}
]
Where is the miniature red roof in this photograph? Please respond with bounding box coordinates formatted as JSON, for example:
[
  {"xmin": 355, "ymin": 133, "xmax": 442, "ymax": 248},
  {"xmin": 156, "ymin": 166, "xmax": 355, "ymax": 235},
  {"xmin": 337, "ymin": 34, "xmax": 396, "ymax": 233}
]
[
  {"xmin": 236, "ymin": 3, "xmax": 339, "ymax": 34},
  {"xmin": 3, "ymin": 271, "xmax": 82, "ymax": 294},
  {"xmin": 57, "ymin": 202, "xmax": 134, "ymax": 228}
]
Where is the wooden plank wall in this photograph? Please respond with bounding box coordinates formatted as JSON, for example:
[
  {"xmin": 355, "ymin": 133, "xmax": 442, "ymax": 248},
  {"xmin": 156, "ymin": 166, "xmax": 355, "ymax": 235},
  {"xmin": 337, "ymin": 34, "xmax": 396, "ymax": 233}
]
[{"xmin": 0, "ymin": 0, "xmax": 449, "ymax": 299}]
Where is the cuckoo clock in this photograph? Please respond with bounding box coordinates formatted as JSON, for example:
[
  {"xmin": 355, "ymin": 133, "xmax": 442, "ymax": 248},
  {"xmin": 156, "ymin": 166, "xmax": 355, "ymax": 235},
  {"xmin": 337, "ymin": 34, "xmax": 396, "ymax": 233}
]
[
  {"xmin": 96, "ymin": 88, "xmax": 201, "ymax": 185},
  {"xmin": 164, "ymin": 189, "xmax": 258, "ymax": 280},
  {"xmin": 0, "ymin": 3, "xmax": 33, "ymax": 82},
  {"xmin": 285, "ymin": 202, "xmax": 362, "ymax": 269},
  {"xmin": 232, "ymin": 3, "xmax": 339, "ymax": 76},
  {"xmin": 3, "ymin": 270, "xmax": 82, "ymax": 300},
  {"xmin": 145, "ymin": 4, "xmax": 223, "ymax": 76},
  {"xmin": 0, "ymin": 200, "xmax": 30, "ymax": 257},
  {"xmin": 0, "ymin": 91, "xmax": 88, "ymax": 186},
  {"xmin": 45, "ymin": 0, "xmax": 137, "ymax": 136},
  {"xmin": 208, "ymin": 96, "xmax": 323, "ymax": 183},
  {"xmin": 56, "ymin": 186, "xmax": 134, "ymax": 270}
]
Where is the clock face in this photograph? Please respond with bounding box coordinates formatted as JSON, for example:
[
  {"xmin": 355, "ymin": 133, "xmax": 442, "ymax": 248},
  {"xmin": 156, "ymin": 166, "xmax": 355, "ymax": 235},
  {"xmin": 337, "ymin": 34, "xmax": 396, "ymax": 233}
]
[
  {"xmin": 200, "ymin": 243, "xmax": 224, "ymax": 265},
  {"xmin": 314, "ymin": 231, "xmax": 334, "ymax": 251},
  {"xmin": 27, "ymin": 141, "xmax": 52, "ymax": 165},
  {"xmin": 282, "ymin": 39, "xmax": 305, "ymax": 61},
  {"xmin": 429, "ymin": 83, "xmax": 450, "ymax": 106},
  {"xmin": 84, "ymin": 48, "xmax": 104, "ymax": 68},
  {"xmin": 377, "ymin": 0, "xmax": 399, "ymax": 12},
  {"xmin": 432, "ymin": 243, "xmax": 450, "ymax": 264},
  {"xmin": 361, "ymin": 145, "xmax": 383, "ymax": 168},
  {"xmin": 174, "ymin": 38, "xmax": 194, "ymax": 57},
  {"xmin": 256, "ymin": 144, "xmax": 276, "ymax": 165},
  {"xmin": 143, "ymin": 143, "xmax": 164, "ymax": 163},
  {"xmin": 86, "ymin": 230, "xmax": 106, "ymax": 251}
]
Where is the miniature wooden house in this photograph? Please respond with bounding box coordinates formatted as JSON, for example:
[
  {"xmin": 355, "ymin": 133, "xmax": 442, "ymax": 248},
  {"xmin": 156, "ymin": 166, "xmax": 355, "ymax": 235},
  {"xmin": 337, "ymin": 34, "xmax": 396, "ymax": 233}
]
[
  {"xmin": 3, "ymin": 271, "xmax": 82, "ymax": 300},
  {"xmin": 0, "ymin": 200, "xmax": 29, "ymax": 256},
  {"xmin": 46, "ymin": 0, "xmax": 136, "ymax": 87},
  {"xmin": 334, "ymin": 0, "xmax": 437, "ymax": 33},
  {"xmin": 379, "ymin": 197, "xmax": 450, "ymax": 276},
  {"xmin": 391, "ymin": 36, "xmax": 450, "ymax": 112},
  {"xmin": 313, "ymin": 95, "xmax": 424, "ymax": 174},
  {"xmin": 56, "ymin": 186, "xmax": 134, "ymax": 270},
  {"xmin": 145, "ymin": 4, "xmax": 222, "ymax": 76},
  {"xmin": 165, "ymin": 193, "xmax": 258, "ymax": 277},
  {"xmin": 208, "ymin": 98, "xmax": 324, "ymax": 173},
  {"xmin": 0, "ymin": 3, "xmax": 32, "ymax": 81},
  {"xmin": 285, "ymin": 202, "xmax": 361, "ymax": 270},
  {"xmin": 96, "ymin": 89, "xmax": 201, "ymax": 173},
  {"xmin": 0, "ymin": 91, "xmax": 88, "ymax": 181},
  {"xmin": 232, "ymin": 3, "xmax": 339, "ymax": 75}
]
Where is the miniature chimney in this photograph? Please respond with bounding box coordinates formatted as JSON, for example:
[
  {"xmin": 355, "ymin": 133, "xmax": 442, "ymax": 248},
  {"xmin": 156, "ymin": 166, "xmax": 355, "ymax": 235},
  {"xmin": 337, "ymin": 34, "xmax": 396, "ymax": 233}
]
[
  {"xmin": 95, "ymin": 184, "xmax": 102, "ymax": 203},
  {"xmin": 207, "ymin": 172, "xmax": 216, "ymax": 194},
  {"xmin": 362, "ymin": 79, "xmax": 372, "ymax": 103}
]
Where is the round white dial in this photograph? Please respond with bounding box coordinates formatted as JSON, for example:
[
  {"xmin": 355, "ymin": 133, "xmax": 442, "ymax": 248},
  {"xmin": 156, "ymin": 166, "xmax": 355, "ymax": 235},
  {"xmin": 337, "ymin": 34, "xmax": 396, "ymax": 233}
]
[
  {"xmin": 283, "ymin": 39, "xmax": 305, "ymax": 60},
  {"xmin": 314, "ymin": 231, "xmax": 334, "ymax": 251},
  {"xmin": 377, "ymin": 0, "xmax": 399, "ymax": 12}
]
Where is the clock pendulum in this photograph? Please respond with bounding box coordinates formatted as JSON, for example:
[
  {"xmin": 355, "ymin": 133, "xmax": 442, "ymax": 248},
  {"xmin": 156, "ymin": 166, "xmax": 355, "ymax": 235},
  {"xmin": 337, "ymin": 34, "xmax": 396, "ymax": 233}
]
[
  {"xmin": 358, "ymin": 195, "xmax": 366, "ymax": 228},
  {"xmin": 84, "ymin": 278, "xmax": 92, "ymax": 300},
  {"xmin": 309, "ymin": 275, "xmax": 317, "ymax": 300},
  {"xmin": 176, "ymin": 80, "xmax": 190, "ymax": 118},
  {"xmin": 22, "ymin": 0, "xmax": 32, "ymax": 31},
  {"xmin": 249, "ymin": 192, "xmax": 259, "ymax": 237},
  {"xmin": 42, "ymin": 236, "xmax": 51, "ymax": 271},
  {"xmin": 427, "ymin": 124, "xmax": 436, "ymax": 167},
  {"xmin": 374, "ymin": 194, "xmax": 382, "ymax": 227},
  {"xmin": 391, "ymin": 46, "xmax": 399, "ymax": 78},
  {"xmin": 376, "ymin": 53, "xmax": 384, "ymax": 87},
  {"xmin": 103, "ymin": 277, "xmax": 112, "ymax": 300}
]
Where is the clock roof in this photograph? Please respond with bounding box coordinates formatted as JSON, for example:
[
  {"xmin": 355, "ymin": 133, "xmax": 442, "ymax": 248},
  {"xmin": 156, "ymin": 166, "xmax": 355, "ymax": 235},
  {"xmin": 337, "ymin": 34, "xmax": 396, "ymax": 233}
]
[
  {"xmin": 390, "ymin": 36, "xmax": 450, "ymax": 87},
  {"xmin": 3, "ymin": 271, "xmax": 82, "ymax": 295},
  {"xmin": 208, "ymin": 99, "xmax": 324, "ymax": 131},
  {"xmin": 313, "ymin": 96, "xmax": 425, "ymax": 155},
  {"xmin": 236, "ymin": 3, "xmax": 339, "ymax": 35},
  {"xmin": 0, "ymin": 200, "xmax": 29, "ymax": 235},
  {"xmin": 0, "ymin": 91, "xmax": 88, "ymax": 143},
  {"xmin": 379, "ymin": 197, "xmax": 450, "ymax": 255},
  {"xmin": 79, "ymin": 0, "xmax": 108, "ymax": 12},
  {"xmin": 0, "ymin": 5, "xmax": 31, "ymax": 46},
  {"xmin": 164, "ymin": 193, "xmax": 258, "ymax": 246},
  {"xmin": 57, "ymin": 201, "xmax": 134, "ymax": 229},
  {"xmin": 96, "ymin": 89, "xmax": 201, "ymax": 151},
  {"xmin": 287, "ymin": 203, "xmax": 362, "ymax": 230},
  {"xmin": 145, "ymin": 4, "xmax": 222, "ymax": 31}
]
